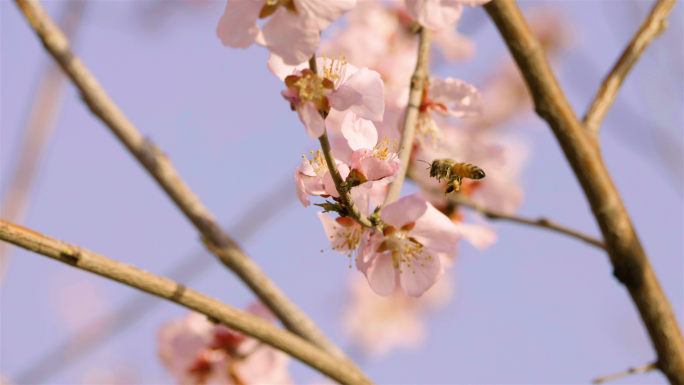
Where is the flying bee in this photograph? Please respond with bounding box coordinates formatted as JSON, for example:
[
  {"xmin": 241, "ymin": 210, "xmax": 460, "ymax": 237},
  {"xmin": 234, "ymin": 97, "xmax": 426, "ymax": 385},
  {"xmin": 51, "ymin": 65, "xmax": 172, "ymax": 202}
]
[{"xmin": 419, "ymin": 159, "xmax": 486, "ymax": 195}]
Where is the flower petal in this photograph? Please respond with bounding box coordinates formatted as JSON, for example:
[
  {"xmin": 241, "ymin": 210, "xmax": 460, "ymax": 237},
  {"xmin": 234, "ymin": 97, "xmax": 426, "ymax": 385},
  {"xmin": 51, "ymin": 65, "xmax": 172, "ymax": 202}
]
[
  {"xmin": 381, "ymin": 194, "xmax": 428, "ymax": 228},
  {"xmin": 399, "ymin": 248, "xmax": 443, "ymax": 297},
  {"xmin": 343, "ymin": 67, "xmax": 385, "ymax": 121},
  {"xmin": 297, "ymin": 102, "xmax": 326, "ymax": 139},
  {"xmin": 341, "ymin": 112, "xmax": 378, "ymax": 151},
  {"xmin": 428, "ymin": 77, "xmax": 484, "ymax": 117},
  {"xmin": 361, "ymin": 156, "xmax": 401, "ymax": 182},
  {"xmin": 329, "ymin": 85, "xmax": 363, "ymax": 113},
  {"xmin": 295, "ymin": 168, "xmax": 311, "ymax": 207},
  {"xmin": 458, "ymin": 222, "xmax": 497, "ymax": 250},
  {"xmin": 366, "ymin": 253, "xmax": 397, "ymax": 296},
  {"xmin": 405, "ymin": 0, "xmax": 463, "ymax": 32},
  {"xmin": 318, "ymin": 212, "xmax": 352, "ymax": 253},
  {"xmin": 293, "ymin": 0, "xmax": 357, "ymax": 31},
  {"xmin": 258, "ymin": 10, "xmax": 321, "ymax": 65},
  {"xmin": 216, "ymin": 0, "xmax": 263, "ymax": 48},
  {"xmin": 268, "ymin": 53, "xmax": 308, "ymax": 80},
  {"xmin": 351, "ymin": 188, "xmax": 371, "ymax": 216},
  {"xmin": 411, "ymin": 202, "xmax": 461, "ymax": 253}
]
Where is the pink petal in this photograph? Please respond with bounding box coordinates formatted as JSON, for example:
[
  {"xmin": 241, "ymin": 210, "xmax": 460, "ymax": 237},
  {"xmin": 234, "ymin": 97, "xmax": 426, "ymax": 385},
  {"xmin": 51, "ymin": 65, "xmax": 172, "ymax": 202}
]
[
  {"xmin": 216, "ymin": 0, "xmax": 263, "ymax": 48},
  {"xmin": 268, "ymin": 53, "xmax": 307, "ymax": 80},
  {"xmin": 301, "ymin": 174, "xmax": 326, "ymax": 196},
  {"xmin": 410, "ymin": 202, "xmax": 461, "ymax": 253},
  {"xmin": 381, "ymin": 194, "xmax": 428, "ymax": 228},
  {"xmin": 432, "ymin": 28, "xmax": 475, "ymax": 62},
  {"xmin": 458, "ymin": 222, "xmax": 497, "ymax": 250},
  {"xmin": 399, "ymin": 248, "xmax": 444, "ymax": 297},
  {"xmin": 351, "ymin": 188, "xmax": 371, "ymax": 216},
  {"xmin": 258, "ymin": 11, "xmax": 321, "ymax": 65},
  {"xmin": 329, "ymin": 85, "xmax": 363, "ymax": 113},
  {"xmin": 350, "ymin": 148, "xmax": 372, "ymax": 170},
  {"xmin": 318, "ymin": 212, "xmax": 352, "ymax": 252},
  {"xmin": 342, "ymin": 67, "xmax": 385, "ymax": 121},
  {"xmin": 361, "ymin": 156, "xmax": 400, "ymax": 182},
  {"xmin": 428, "ymin": 77, "xmax": 484, "ymax": 117},
  {"xmin": 405, "ymin": 0, "xmax": 463, "ymax": 32},
  {"xmin": 366, "ymin": 253, "xmax": 397, "ymax": 296},
  {"xmin": 322, "ymin": 164, "xmax": 350, "ymax": 197},
  {"xmin": 295, "ymin": 168, "xmax": 311, "ymax": 207},
  {"xmin": 341, "ymin": 112, "xmax": 378, "ymax": 151},
  {"xmin": 297, "ymin": 102, "xmax": 326, "ymax": 139},
  {"xmin": 293, "ymin": 0, "xmax": 357, "ymax": 31}
]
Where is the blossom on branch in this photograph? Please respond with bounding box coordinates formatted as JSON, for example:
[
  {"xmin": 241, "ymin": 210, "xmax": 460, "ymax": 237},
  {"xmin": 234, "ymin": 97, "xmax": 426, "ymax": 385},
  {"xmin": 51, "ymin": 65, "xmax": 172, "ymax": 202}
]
[
  {"xmin": 358, "ymin": 194, "xmax": 461, "ymax": 297},
  {"xmin": 158, "ymin": 304, "xmax": 291, "ymax": 384},
  {"xmin": 318, "ymin": 189, "xmax": 371, "ymax": 267},
  {"xmin": 276, "ymin": 55, "xmax": 386, "ymax": 139},
  {"xmin": 405, "ymin": 0, "xmax": 491, "ymax": 32},
  {"xmin": 216, "ymin": 0, "xmax": 356, "ymax": 65}
]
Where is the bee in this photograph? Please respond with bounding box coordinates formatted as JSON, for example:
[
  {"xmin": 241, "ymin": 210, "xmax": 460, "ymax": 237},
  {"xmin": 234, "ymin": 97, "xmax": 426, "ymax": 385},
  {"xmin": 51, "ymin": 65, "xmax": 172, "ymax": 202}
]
[{"xmin": 419, "ymin": 159, "xmax": 486, "ymax": 195}]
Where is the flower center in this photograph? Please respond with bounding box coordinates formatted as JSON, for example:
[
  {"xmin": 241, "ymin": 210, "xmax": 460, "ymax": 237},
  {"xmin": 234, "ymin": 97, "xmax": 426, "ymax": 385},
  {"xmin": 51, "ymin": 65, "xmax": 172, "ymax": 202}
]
[
  {"xmin": 380, "ymin": 224, "xmax": 433, "ymax": 275},
  {"xmin": 293, "ymin": 73, "xmax": 328, "ymax": 103},
  {"xmin": 302, "ymin": 149, "xmax": 328, "ymax": 178},
  {"xmin": 372, "ymin": 136, "xmax": 401, "ymax": 161},
  {"xmin": 321, "ymin": 53, "xmax": 348, "ymax": 87},
  {"xmin": 330, "ymin": 217, "xmax": 364, "ymax": 268}
]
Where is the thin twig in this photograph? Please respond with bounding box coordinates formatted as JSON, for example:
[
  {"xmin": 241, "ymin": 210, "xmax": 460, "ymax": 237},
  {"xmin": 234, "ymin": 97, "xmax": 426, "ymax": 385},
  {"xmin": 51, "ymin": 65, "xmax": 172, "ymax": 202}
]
[
  {"xmin": 14, "ymin": 177, "xmax": 295, "ymax": 384},
  {"xmin": 0, "ymin": 220, "xmax": 372, "ymax": 385},
  {"xmin": 14, "ymin": 0, "xmax": 348, "ymax": 362},
  {"xmin": 0, "ymin": 0, "xmax": 85, "ymax": 286},
  {"xmin": 484, "ymin": 0, "xmax": 684, "ymax": 382},
  {"xmin": 593, "ymin": 362, "xmax": 657, "ymax": 384},
  {"xmin": 450, "ymin": 194, "xmax": 606, "ymax": 250},
  {"xmin": 309, "ymin": 56, "xmax": 375, "ymax": 228},
  {"xmin": 384, "ymin": 27, "xmax": 433, "ymax": 206},
  {"xmin": 583, "ymin": 0, "xmax": 677, "ymax": 136}
]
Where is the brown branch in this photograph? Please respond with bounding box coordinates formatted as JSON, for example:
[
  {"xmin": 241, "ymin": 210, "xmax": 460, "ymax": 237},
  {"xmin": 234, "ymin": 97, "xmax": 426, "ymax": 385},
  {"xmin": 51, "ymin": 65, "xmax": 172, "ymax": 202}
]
[
  {"xmin": 13, "ymin": 0, "xmax": 348, "ymax": 362},
  {"xmin": 309, "ymin": 56, "xmax": 375, "ymax": 228},
  {"xmin": 583, "ymin": 0, "xmax": 677, "ymax": 136},
  {"xmin": 593, "ymin": 362, "xmax": 657, "ymax": 384},
  {"xmin": 483, "ymin": 0, "xmax": 684, "ymax": 383},
  {"xmin": 384, "ymin": 27, "xmax": 433, "ymax": 206},
  {"xmin": 449, "ymin": 194, "xmax": 606, "ymax": 250},
  {"xmin": 0, "ymin": 0, "xmax": 85, "ymax": 286},
  {"xmin": 0, "ymin": 219, "xmax": 372, "ymax": 385}
]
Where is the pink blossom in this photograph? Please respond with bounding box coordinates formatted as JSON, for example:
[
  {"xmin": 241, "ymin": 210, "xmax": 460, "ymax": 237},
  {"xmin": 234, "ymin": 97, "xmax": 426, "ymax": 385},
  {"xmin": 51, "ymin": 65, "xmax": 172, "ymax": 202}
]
[
  {"xmin": 158, "ymin": 305, "xmax": 291, "ymax": 384},
  {"xmin": 405, "ymin": 0, "xmax": 491, "ymax": 32},
  {"xmin": 416, "ymin": 77, "xmax": 484, "ymax": 146},
  {"xmin": 358, "ymin": 194, "xmax": 460, "ymax": 297},
  {"xmin": 216, "ymin": 0, "xmax": 356, "ymax": 65},
  {"xmin": 277, "ymin": 56, "xmax": 385, "ymax": 139},
  {"xmin": 341, "ymin": 112, "xmax": 402, "ymax": 187},
  {"xmin": 295, "ymin": 150, "xmax": 346, "ymax": 206},
  {"xmin": 318, "ymin": 189, "xmax": 370, "ymax": 266},
  {"xmin": 342, "ymin": 273, "xmax": 453, "ymax": 356}
]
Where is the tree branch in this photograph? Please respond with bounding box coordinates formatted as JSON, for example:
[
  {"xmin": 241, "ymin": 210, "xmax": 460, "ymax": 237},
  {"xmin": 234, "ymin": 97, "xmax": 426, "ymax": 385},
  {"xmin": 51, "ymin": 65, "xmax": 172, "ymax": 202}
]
[
  {"xmin": 449, "ymin": 194, "xmax": 606, "ymax": 250},
  {"xmin": 483, "ymin": 0, "xmax": 684, "ymax": 382},
  {"xmin": 14, "ymin": 0, "xmax": 347, "ymax": 362},
  {"xmin": 384, "ymin": 27, "xmax": 433, "ymax": 206},
  {"xmin": 309, "ymin": 56, "xmax": 375, "ymax": 228},
  {"xmin": 593, "ymin": 362, "xmax": 657, "ymax": 384},
  {"xmin": 0, "ymin": 220, "xmax": 372, "ymax": 385},
  {"xmin": 583, "ymin": 0, "xmax": 677, "ymax": 136}
]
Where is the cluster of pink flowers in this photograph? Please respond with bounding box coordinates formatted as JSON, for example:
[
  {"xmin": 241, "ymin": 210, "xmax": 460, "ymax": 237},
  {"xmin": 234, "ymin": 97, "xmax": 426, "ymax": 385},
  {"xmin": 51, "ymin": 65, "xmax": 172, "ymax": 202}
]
[{"xmin": 158, "ymin": 304, "xmax": 291, "ymax": 384}]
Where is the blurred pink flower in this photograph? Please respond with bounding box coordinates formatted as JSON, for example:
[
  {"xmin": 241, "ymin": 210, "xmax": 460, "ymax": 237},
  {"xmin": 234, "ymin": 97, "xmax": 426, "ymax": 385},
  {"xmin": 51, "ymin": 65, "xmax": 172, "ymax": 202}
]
[
  {"xmin": 341, "ymin": 112, "xmax": 403, "ymax": 187},
  {"xmin": 216, "ymin": 0, "xmax": 356, "ymax": 65},
  {"xmin": 343, "ymin": 273, "xmax": 453, "ymax": 356},
  {"xmin": 158, "ymin": 304, "xmax": 291, "ymax": 384},
  {"xmin": 277, "ymin": 56, "xmax": 385, "ymax": 139},
  {"xmin": 417, "ymin": 77, "xmax": 484, "ymax": 147},
  {"xmin": 405, "ymin": 0, "xmax": 491, "ymax": 31},
  {"xmin": 358, "ymin": 194, "xmax": 461, "ymax": 297}
]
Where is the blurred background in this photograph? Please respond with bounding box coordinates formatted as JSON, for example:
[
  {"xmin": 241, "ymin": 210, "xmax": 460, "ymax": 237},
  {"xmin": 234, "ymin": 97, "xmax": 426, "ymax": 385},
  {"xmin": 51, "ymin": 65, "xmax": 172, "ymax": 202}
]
[{"xmin": 1, "ymin": 0, "xmax": 682, "ymax": 383}]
